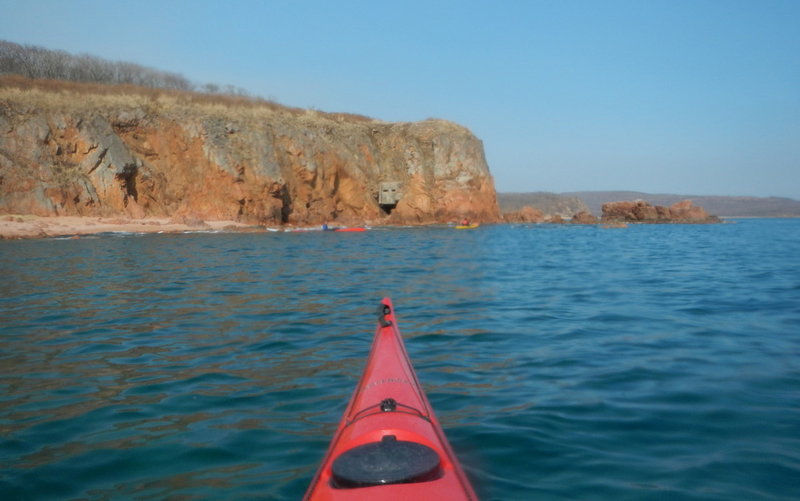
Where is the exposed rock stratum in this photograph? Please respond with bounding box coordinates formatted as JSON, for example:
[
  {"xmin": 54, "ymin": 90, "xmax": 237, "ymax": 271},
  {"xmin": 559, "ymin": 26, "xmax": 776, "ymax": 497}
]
[{"xmin": 0, "ymin": 78, "xmax": 499, "ymax": 226}]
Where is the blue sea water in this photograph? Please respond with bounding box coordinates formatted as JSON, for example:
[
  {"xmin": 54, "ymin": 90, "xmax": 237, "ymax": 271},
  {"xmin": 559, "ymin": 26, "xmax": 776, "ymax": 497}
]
[{"xmin": 1, "ymin": 220, "xmax": 799, "ymax": 500}]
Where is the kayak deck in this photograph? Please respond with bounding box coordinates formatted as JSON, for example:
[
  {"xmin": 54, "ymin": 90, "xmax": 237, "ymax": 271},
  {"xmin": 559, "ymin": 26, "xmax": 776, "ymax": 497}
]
[{"xmin": 303, "ymin": 298, "xmax": 477, "ymax": 500}]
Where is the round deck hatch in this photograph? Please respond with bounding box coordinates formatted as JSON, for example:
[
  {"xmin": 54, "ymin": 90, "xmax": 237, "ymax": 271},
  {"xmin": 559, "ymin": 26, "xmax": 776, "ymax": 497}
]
[{"xmin": 331, "ymin": 435, "xmax": 441, "ymax": 488}]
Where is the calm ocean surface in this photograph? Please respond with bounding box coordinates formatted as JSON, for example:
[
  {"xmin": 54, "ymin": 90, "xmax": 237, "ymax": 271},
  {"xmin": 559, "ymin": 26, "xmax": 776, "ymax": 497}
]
[{"xmin": 1, "ymin": 220, "xmax": 799, "ymax": 500}]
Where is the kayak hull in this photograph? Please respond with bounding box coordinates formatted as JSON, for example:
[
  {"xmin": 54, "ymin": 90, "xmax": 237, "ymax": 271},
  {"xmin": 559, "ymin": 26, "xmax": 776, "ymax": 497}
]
[
  {"xmin": 455, "ymin": 223, "xmax": 480, "ymax": 230},
  {"xmin": 303, "ymin": 298, "xmax": 476, "ymax": 500}
]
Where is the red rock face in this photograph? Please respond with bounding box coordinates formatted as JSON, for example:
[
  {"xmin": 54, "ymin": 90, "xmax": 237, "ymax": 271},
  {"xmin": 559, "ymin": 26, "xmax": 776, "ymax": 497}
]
[
  {"xmin": 0, "ymin": 97, "xmax": 500, "ymax": 226},
  {"xmin": 503, "ymin": 206, "xmax": 545, "ymax": 223},
  {"xmin": 570, "ymin": 211, "xmax": 598, "ymax": 224},
  {"xmin": 601, "ymin": 199, "xmax": 718, "ymax": 223},
  {"xmin": 669, "ymin": 200, "xmax": 712, "ymax": 220}
]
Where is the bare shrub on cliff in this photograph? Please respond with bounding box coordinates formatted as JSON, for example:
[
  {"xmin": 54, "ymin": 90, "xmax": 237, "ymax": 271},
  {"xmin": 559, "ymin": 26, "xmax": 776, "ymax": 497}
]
[
  {"xmin": 2, "ymin": 39, "xmax": 193, "ymax": 92},
  {"xmin": 0, "ymin": 75, "xmax": 383, "ymax": 130},
  {"xmin": 0, "ymin": 40, "xmax": 383, "ymax": 124},
  {"xmin": 0, "ymin": 75, "xmax": 307, "ymax": 122},
  {"xmin": 326, "ymin": 111, "xmax": 374, "ymax": 123}
]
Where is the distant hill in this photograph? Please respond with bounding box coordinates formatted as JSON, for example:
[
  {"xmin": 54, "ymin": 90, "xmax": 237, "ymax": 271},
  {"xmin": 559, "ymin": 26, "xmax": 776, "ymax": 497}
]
[
  {"xmin": 497, "ymin": 191, "xmax": 800, "ymax": 218},
  {"xmin": 497, "ymin": 192, "xmax": 589, "ymax": 217}
]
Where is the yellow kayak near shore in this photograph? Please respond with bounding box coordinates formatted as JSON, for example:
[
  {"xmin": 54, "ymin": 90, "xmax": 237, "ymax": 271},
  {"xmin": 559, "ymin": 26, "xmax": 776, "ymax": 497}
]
[{"xmin": 455, "ymin": 223, "xmax": 480, "ymax": 230}]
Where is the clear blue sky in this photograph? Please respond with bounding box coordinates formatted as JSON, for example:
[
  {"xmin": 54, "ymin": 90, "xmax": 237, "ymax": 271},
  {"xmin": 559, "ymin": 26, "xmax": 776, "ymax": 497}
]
[{"xmin": 2, "ymin": 0, "xmax": 799, "ymax": 199}]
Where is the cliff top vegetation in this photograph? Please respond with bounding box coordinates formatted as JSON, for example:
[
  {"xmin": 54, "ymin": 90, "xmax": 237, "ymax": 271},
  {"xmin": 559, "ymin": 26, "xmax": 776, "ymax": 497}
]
[{"xmin": 0, "ymin": 39, "xmax": 379, "ymax": 125}]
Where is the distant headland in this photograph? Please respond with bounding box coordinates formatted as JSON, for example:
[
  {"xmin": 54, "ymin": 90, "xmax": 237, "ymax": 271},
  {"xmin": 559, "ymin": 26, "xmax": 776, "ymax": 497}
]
[
  {"xmin": 0, "ymin": 41, "xmax": 502, "ymax": 230},
  {"xmin": 0, "ymin": 78, "xmax": 499, "ymax": 230}
]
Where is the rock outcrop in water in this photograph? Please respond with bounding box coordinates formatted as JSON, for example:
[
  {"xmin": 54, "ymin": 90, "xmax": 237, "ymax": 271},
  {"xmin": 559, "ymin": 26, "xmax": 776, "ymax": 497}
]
[
  {"xmin": 570, "ymin": 210, "xmax": 598, "ymax": 224},
  {"xmin": 502, "ymin": 205, "xmax": 545, "ymax": 223},
  {"xmin": 0, "ymin": 77, "xmax": 499, "ymax": 226},
  {"xmin": 601, "ymin": 199, "xmax": 719, "ymax": 223}
]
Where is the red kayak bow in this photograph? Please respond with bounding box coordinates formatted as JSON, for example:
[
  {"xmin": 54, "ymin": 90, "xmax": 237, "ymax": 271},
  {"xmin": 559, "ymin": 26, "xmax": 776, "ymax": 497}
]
[{"xmin": 304, "ymin": 298, "xmax": 477, "ymax": 500}]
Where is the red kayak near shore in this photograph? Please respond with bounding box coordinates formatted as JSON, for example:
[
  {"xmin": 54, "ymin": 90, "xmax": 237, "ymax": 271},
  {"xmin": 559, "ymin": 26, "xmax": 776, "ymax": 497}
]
[{"xmin": 303, "ymin": 298, "xmax": 477, "ymax": 500}]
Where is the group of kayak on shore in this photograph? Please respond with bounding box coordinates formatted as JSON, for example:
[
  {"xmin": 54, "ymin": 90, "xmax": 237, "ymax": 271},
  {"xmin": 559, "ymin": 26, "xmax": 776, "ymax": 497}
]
[
  {"xmin": 313, "ymin": 218, "xmax": 479, "ymax": 232},
  {"xmin": 321, "ymin": 223, "xmax": 366, "ymax": 232}
]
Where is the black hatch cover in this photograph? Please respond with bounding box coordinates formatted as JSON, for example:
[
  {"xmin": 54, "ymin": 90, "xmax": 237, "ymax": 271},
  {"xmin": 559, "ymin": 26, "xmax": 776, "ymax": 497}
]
[{"xmin": 331, "ymin": 435, "xmax": 442, "ymax": 488}]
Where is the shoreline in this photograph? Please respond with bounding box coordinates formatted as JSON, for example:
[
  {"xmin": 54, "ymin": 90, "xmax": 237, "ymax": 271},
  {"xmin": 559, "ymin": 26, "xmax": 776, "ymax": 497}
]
[
  {"xmin": 0, "ymin": 215, "xmax": 261, "ymax": 240},
  {"xmin": 0, "ymin": 215, "xmax": 457, "ymax": 240},
  {"xmin": 1, "ymin": 214, "xmax": 788, "ymax": 240}
]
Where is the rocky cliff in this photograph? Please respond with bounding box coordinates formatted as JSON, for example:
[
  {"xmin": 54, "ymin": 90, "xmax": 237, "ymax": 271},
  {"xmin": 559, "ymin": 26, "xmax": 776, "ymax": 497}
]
[{"xmin": 0, "ymin": 77, "xmax": 499, "ymax": 226}]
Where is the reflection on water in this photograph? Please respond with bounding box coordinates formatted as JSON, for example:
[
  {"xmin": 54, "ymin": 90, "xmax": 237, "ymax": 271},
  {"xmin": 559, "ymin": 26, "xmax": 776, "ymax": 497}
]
[{"xmin": 1, "ymin": 221, "xmax": 799, "ymax": 499}]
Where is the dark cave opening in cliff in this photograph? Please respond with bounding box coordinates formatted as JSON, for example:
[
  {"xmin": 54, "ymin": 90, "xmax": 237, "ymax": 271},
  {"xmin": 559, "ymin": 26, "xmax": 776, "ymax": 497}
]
[
  {"xmin": 115, "ymin": 165, "xmax": 138, "ymax": 207},
  {"xmin": 379, "ymin": 203, "xmax": 397, "ymax": 216},
  {"xmin": 280, "ymin": 191, "xmax": 292, "ymax": 224}
]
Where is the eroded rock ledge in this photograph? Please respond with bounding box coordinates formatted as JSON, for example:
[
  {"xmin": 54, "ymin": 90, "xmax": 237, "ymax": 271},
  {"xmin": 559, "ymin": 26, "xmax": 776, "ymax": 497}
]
[
  {"xmin": 0, "ymin": 78, "xmax": 499, "ymax": 226},
  {"xmin": 601, "ymin": 200, "xmax": 720, "ymax": 223},
  {"xmin": 502, "ymin": 199, "xmax": 719, "ymax": 224}
]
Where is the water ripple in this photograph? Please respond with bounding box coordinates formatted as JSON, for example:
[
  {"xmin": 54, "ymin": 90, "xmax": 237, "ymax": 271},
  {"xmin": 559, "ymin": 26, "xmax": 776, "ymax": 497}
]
[{"xmin": 1, "ymin": 221, "xmax": 799, "ymax": 499}]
